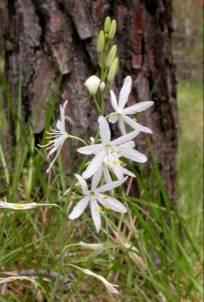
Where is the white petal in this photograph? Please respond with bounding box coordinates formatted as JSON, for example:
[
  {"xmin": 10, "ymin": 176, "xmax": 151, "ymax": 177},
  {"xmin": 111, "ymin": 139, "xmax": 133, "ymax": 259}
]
[
  {"xmin": 82, "ymin": 150, "xmax": 105, "ymax": 179},
  {"xmin": 119, "ymin": 76, "xmax": 132, "ymax": 109},
  {"xmin": 47, "ymin": 144, "xmax": 59, "ymax": 157},
  {"xmin": 98, "ymin": 196, "xmax": 127, "ymax": 213},
  {"xmin": 77, "ymin": 144, "xmax": 102, "ymax": 155},
  {"xmin": 47, "ymin": 135, "xmax": 67, "ymax": 156},
  {"xmin": 118, "ymin": 118, "xmax": 126, "ymax": 135},
  {"xmin": 123, "ymin": 101, "xmax": 154, "ymax": 114},
  {"xmin": 103, "ymin": 167, "xmax": 112, "ymax": 184},
  {"xmin": 69, "ymin": 195, "xmax": 89, "ymax": 219},
  {"xmin": 98, "ymin": 116, "xmax": 111, "ymax": 144},
  {"xmin": 123, "ymin": 115, "xmax": 152, "ymax": 133},
  {"xmin": 79, "ymin": 268, "xmax": 119, "ymax": 294},
  {"xmin": 96, "ymin": 177, "xmax": 127, "ymax": 193},
  {"xmin": 108, "ymin": 114, "xmax": 119, "ymax": 124},
  {"xmin": 46, "ymin": 146, "xmax": 62, "ymax": 173},
  {"xmin": 110, "ymin": 90, "xmax": 119, "ymax": 112},
  {"xmin": 90, "ymin": 199, "xmax": 101, "ymax": 232},
  {"xmin": 75, "ymin": 174, "xmax": 88, "ymax": 194},
  {"xmin": 79, "ymin": 242, "xmax": 103, "ymax": 250},
  {"xmin": 0, "ymin": 201, "xmax": 56, "ymax": 210},
  {"xmin": 120, "ymin": 166, "xmax": 135, "ymax": 177},
  {"xmin": 91, "ymin": 166, "xmax": 103, "ymax": 190},
  {"xmin": 56, "ymin": 120, "xmax": 64, "ymax": 132},
  {"xmin": 111, "ymin": 163, "xmax": 124, "ymax": 180},
  {"xmin": 112, "ymin": 130, "xmax": 139, "ymax": 146},
  {"xmin": 119, "ymin": 147, "xmax": 147, "ymax": 163},
  {"xmin": 84, "ymin": 75, "xmax": 101, "ymax": 95},
  {"xmin": 120, "ymin": 141, "xmax": 135, "ymax": 149},
  {"xmin": 63, "ymin": 100, "xmax": 69, "ymax": 110}
]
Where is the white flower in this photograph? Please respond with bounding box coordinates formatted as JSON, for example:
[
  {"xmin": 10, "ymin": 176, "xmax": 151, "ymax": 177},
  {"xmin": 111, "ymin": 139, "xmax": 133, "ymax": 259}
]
[
  {"xmin": 79, "ymin": 242, "xmax": 103, "ymax": 250},
  {"xmin": 69, "ymin": 174, "xmax": 127, "ymax": 232},
  {"xmin": 69, "ymin": 264, "xmax": 119, "ymax": 294},
  {"xmin": 79, "ymin": 268, "xmax": 119, "ymax": 294},
  {"xmin": 109, "ymin": 76, "xmax": 153, "ymax": 134},
  {"xmin": 77, "ymin": 116, "xmax": 147, "ymax": 180},
  {"xmin": 0, "ymin": 200, "xmax": 58, "ymax": 210},
  {"xmin": 39, "ymin": 101, "xmax": 69, "ymax": 173},
  {"xmin": 84, "ymin": 75, "xmax": 101, "ymax": 96}
]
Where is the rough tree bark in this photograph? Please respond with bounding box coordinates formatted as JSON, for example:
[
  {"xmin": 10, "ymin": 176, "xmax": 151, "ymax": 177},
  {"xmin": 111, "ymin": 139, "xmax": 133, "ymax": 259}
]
[{"xmin": 3, "ymin": 0, "xmax": 177, "ymax": 199}]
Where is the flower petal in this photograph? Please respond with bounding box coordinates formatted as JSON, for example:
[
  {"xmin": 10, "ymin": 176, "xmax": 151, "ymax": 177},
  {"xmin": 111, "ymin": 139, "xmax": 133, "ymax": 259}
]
[
  {"xmin": 82, "ymin": 150, "xmax": 106, "ymax": 179},
  {"xmin": 46, "ymin": 146, "xmax": 62, "ymax": 173},
  {"xmin": 90, "ymin": 199, "xmax": 101, "ymax": 232},
  {"xmin": 91, "ymin": 166, "xmax": 103, "ymax": 190},
  {"xmin": 98, "ymin": 116, "xmax": 111, "ymax": 144},
  {"xmin": 111, "ymin": 163, "xmax": 124, "ymax": 180},
  {"xmin": 108, "ymin": 114, "xmax": 119, "ymax": 124},
  {"xmin": 79, "ymin": 242, "xmax": 103, "ymax": 250},
  {"xmin": 0, "ymin": 201, "xmax": 58, "ymax": 210},
  {"xmin": 79, "ymin": 268, "xmax": 119, "ymax": 294},
  {"xmin": 120, "ymin": 166, "xmax": 135, "ymax": 177},
  {"xmin": 123, "ymin": 101, "xmax": 154, "ymax": 114},
  {"xmin": 118, "ymin": 118, "xmax": 126, "ymax": 135},
  {"xmin": 120, "ymin": 141, "xmax": 135, "ymax": 149},
  {"xmin": 119, "ymin": 76, "xmax": 132, "ymax": 109},
  {"xmin": 96, "ymin": 177, "xmax": 127, "ymax": 193},
  {"xmin": 123, "ymin": 115, "xmax": 152, "ymax": 133},
  {"xmin": 103, "ymin": 167, "xmax": 112, "ymax": 184},
  {"xmin": 98, "ymin": 196, "xmax": 127, "ymax": 213},
  {"xmin": 75, "ymin": 174, "xmax": 88, "ymax": 194},
  {"xmin": 84, "ymin": 75, "xmax": 101, "ymax": 95},
  {"xmin": 110, "ymin": 90, "xmax": 119, "ymax": 111},
  {"xmin": 77, "ymin": 144, "xmax": 102, "ymax": 155},
  {"xmin": 69, "ymin": 195, "xmax": 90, "ymax": 219},
  {"xmin": 47, "ymin": 135, "xmax": 67, "ymax": 157},
  {"xmin": 119, "ymin": 147, "xmax": 147, "ymax": 163},
  {"xmin": 112, "ymin": 130, "xmax": 139, "ymax": 146}
]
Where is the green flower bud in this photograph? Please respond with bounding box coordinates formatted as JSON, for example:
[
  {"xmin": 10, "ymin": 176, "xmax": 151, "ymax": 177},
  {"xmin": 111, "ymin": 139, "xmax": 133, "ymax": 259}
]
[
  {"xmin": 107, "ymin": 57, "xmax": 119, "ymax": 82},
  {"xmin": 96, "ymin": 30, "xmax": 105, "ymax": 53},
  {"xmin": 108, "ymin": 20, "xmax": 117, "ymax": 40},
  {"xmin": 106, "ymin": 45, "xmax": 117, "ymax": 67},
  {"xmin": 84, "ymin": 75, "xmax": 101, "ymax": 95},
  {"xmin": 104, "ymin": 16, "xmax": 111, "ymax": 33}
]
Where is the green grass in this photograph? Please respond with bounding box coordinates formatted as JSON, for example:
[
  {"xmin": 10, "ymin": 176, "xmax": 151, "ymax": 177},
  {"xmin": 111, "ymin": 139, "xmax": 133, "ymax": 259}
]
[
  {"xmin": 0, "ymin": 78, "xmax": 203, "ymax": 301},
  {"xmin": 177, "ymin": 80, "xmax": 203, "ymax": 245}
]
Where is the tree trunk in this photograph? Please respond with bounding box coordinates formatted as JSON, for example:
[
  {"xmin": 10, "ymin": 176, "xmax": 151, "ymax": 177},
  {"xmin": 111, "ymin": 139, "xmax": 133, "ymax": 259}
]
[{"xmin": 4, "ymin": 0, "xmax": 177, "ymax": 199}]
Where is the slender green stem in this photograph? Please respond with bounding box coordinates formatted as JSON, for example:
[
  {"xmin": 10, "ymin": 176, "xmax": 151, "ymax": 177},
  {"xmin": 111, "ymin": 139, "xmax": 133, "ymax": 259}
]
[
  {"xmin": 0, "ymin": 143, "xmax": 10, "ymax": 185},
  {"xmin": 93, "ymin": 95, "xmax": 102, "ymax": 115},
  {"xmin": 68, "ymin": 135, "xmax": 87, "ymax": 145}
]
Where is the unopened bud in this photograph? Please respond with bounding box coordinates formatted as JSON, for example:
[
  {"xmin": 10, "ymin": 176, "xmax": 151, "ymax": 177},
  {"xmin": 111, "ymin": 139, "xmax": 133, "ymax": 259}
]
[
  {"xmin": 84, "ymin": 75, "xmax": 101, "ymax": 95},
  {"xmin": 106, "ymin": 45, "xmax": 117, "ymax": 67},
  {"xmin": 90, "ymin": 137, "xmax": 95, "ymax": 144},
  {"xmin": 107, "ymin": 57, "xmax": 119, "ymax": 82},
  {"xmin": 96, "ymin": 30, "xmax": 105, "ymax": 53},
  {"xmin": 100, "ymin": 81, "xmax": 105, "ymax": 91},
  {"xmin": 108, "ymin": 20, "xmax": 117, "ymax": 40},
  {"xmin": 79, "ymin": 242, "xmax": 103, "ymax": 250},
  {"xmin": 104, "ymin": 16, "xmax": 111, "ymax": 33}
]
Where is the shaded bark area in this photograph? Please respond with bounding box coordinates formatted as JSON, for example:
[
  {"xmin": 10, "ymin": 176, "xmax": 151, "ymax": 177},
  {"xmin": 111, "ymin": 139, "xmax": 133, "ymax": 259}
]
[{"xmin": 4, "ymin": 0, "xmax": 177, "ymax": 198}]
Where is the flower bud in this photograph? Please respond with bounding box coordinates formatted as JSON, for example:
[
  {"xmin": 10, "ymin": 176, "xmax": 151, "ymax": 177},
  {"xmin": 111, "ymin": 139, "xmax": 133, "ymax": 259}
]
[
  {"xmin": 107, "ymin": 57, "xmax": 119, "ymax": 82},
  {"xmin": 100, "ymin": 81, "xmax": 105, "ymax": 91},
  {"xmin": 104, "ymin": 16, "xmax": 111, "ymax": 33},
  {"xmin": 79, "ymin": 242, "xmax": 103, "ymax": 250},
  {"xmin": 106, "ymin": 45, "xmax": 117, "ymax": 67},
  {"xmin": 84, "ymin": 75, "xmax": 101, "ymax": 95},
  {"xmin": 108, "ymin": 20, "xmax": 117, "ymax": 40},
  {"xmin": 96, "ymin": 30, "xmax": 105, "ymax": 53}
]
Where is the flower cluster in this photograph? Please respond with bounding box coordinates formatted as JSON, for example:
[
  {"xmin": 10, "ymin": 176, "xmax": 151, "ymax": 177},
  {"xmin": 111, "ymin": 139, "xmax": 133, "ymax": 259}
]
[{"xmin": 40, "ymin": 74, "xmax": 153, "ymax": 232}]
